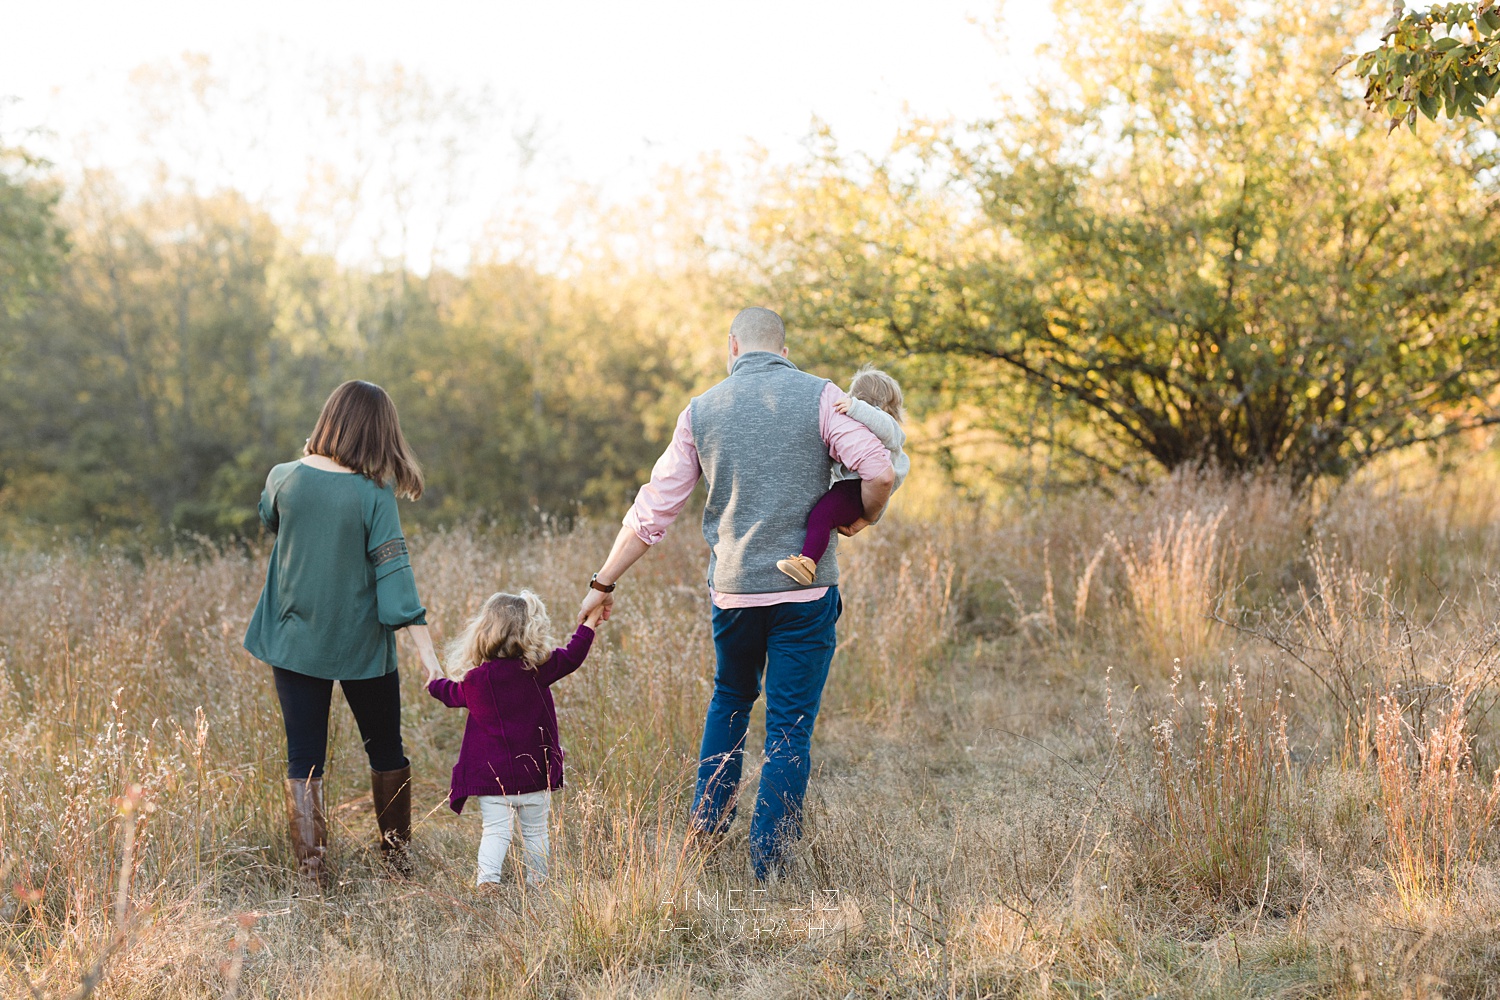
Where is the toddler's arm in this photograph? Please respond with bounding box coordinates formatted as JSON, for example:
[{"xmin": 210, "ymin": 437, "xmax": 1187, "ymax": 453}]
[
  {"xmin": 427, "ymin": 676, "xmax": 467, "ymax": 708},
  {"xmin": 538, "ymin": 624, "xmax": 597, "ymax": 685},
  {"xmin": 841, "ymin": 397, "xmax": 905, "ymax": 454}
]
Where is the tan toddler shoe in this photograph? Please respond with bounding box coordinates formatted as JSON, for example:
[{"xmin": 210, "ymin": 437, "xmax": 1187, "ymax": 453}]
[{"xmin": 775, "ymin": 554, "xmax": 817, "ymax": 586}]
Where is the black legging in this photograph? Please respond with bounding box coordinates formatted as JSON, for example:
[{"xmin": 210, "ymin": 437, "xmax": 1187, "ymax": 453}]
[{"xmin": 272, "ymin": 666, "xmax": 408, "ymax": 780}]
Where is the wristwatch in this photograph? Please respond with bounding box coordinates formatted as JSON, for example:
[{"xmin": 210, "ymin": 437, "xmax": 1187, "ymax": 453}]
[{"xmin": 589, "ymin": 574, "xmax": 616, "ymax": 594}]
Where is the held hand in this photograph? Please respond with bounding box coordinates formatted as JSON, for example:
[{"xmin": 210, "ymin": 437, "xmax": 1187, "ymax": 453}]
[
  {"xmin": 418, "ymin": 644, "xmax": 443, "ymax": 685},
  {"xmin": 838, "ymin": 517, "xmax": 872, "ymax": 537},
  {"xmin": 405, "ymin": 623, "xmax": 443, "ymax": 685},
  {"xmin": 583, "ymin": 603, "xmax": 607, "ymax": 630},
  {"xmin": 833, "ymin": 395, "xmax": 852, "ymax": 414},
  {"xmin": 577, "ymin": 586, "xmax": 613, "ymax": 626}
]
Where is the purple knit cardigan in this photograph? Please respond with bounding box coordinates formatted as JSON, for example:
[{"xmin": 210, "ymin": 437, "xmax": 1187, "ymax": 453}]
[{"xmin": 427, "ymin": 625, "xmax": 594, "ymax": 813}]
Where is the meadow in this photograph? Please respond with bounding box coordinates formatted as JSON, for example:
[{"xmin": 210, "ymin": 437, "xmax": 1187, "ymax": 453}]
[{"xmin": 7, "ymin": 458, "xmax": 1500, "ymax": 998}]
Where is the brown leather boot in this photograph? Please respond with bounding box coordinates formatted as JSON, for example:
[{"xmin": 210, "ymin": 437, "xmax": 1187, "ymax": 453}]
[
  {"xmin": 284, "ymin": 777, "xmax": 327, "ymax": 888},
  {"xmin": 370, "ymin": 765, "xmax": 412, "ymax": 875}
]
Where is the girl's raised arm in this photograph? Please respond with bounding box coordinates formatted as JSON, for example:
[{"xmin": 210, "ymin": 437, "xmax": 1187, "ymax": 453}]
[{"xmin": 538, "ymin": 624, "xmax": 597, "ymax": 685}]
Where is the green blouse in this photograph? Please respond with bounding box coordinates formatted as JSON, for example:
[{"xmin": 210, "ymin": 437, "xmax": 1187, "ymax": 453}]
[{"xmin": 243, "ymin": 461, "xmax": 427, "ymax": 681}]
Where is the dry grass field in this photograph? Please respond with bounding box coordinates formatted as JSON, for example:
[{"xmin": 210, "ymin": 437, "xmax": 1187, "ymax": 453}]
[{"xmin": 8, "ymin": 460, "xmax": 1500, "ymax": 998}]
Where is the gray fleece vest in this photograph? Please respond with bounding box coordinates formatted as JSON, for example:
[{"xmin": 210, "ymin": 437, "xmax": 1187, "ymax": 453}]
[{"xmin": 690, "ymin": 352, "xmax": 839, "ymax": 594}]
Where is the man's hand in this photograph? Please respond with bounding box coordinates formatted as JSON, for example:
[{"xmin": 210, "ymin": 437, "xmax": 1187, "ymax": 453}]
[
  {"xmin": 577, "ymin": 586, "xmax": 614, "ymax": 626},
  {"xmin": 578, "ymin": 526, "xmax": 652, "ymax": 625},
  {"xmin": 833, "ymin": 395, "xmax": 852, "ymax": 414},
  {"xmin": 838, "ymin": 517, "xmax": 872, "ymax": 537}
]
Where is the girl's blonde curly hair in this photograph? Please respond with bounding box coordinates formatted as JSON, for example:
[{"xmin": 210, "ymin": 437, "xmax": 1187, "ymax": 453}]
[
  {"xmin": 848, "ymin": 365, "xmax": 905, "ymax": 423},
  {"xmin": 444, "ymin": 590, "xmax": 556, "ymax": 678}
]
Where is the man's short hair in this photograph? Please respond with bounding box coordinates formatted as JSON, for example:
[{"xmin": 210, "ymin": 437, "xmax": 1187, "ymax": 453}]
[{"xmin": 730, "ymin": 307, "xmax": 786, "ymax": 353}]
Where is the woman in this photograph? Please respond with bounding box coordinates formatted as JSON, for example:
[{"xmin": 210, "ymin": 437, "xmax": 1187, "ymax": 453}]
[{"xmin": 244, "ymin": 380, "xmax": 442, "ymax": 884}]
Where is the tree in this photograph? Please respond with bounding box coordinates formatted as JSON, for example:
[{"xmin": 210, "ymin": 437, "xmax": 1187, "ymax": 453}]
[
  {"xmin": 0, "ymin": 58, "xmax": 718, "ymax": 542},
  {"xmin": 751, "ymin": 0, "xmax": 1500, "ymax": 490},
  {"xmin": 1, "ymin": 183, "xmax": 302, "ymax": 537},
  {"xmin": 0, "ymin": 166, "xmax": 711, "ymax": 541},
  {"xmin": 0, "ymin": 139, "xmax": 64, "ymax": 317},
  {"xmin": 1353, "ymin": 2, "xmax": 1500, "ymax": 131}
]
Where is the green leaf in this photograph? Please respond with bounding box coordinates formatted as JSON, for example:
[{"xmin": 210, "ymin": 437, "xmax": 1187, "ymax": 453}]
[{"xmin": 1419, "ymin": 90, "xmax": 1441, "ymax": 118}]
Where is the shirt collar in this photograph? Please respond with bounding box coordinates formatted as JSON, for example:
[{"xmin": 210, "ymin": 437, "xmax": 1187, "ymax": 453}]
[{"xmin": 729, "ymin": 351, "xmax": 799, "ymax": 376}]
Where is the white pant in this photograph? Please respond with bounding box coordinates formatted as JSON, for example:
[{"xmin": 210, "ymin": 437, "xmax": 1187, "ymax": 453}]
[{"xmin": 476, "ymin": 791, "xmax": 550, "ymax": 885}]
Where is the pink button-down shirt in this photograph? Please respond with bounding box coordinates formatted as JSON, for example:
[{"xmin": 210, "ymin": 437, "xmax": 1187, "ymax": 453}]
[{"xmin": 624, "ymin": 380, "xmax": 894, "ymax": 608}]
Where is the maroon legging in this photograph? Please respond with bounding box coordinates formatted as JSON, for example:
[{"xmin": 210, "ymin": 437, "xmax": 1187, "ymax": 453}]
[{"xmin": 801, "ymin": 478, "xmax": 867, "ymax": 564}]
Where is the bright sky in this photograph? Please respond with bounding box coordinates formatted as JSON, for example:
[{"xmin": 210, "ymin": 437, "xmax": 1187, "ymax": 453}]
[{"xmin": 1, "ymin": 0, "xmax": 1055, "ymax": 268}]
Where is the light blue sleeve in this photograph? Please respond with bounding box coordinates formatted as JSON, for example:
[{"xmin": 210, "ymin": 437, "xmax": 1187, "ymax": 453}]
[{"xmin": 846, "ymin": 397, "xmax": 906, "ymax": 453}]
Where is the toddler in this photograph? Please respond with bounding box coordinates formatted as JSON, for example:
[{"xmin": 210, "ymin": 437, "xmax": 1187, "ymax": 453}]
[
  {"xmin": 777, "ymin": 366, "xmax": 910, "ymax": 585},
  {"xmin": 429, "ymin": 590, "xmax": 604, "ymax": 886}
]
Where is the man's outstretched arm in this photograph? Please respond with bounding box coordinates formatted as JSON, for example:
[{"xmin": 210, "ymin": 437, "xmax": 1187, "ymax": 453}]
[
  {"xmin": 579, "ymin": 405, "xmax": 700, "ymax": 623},
  {"xmin": 577, "ymin": 526, "xmax": 652, "ymax": 623}
]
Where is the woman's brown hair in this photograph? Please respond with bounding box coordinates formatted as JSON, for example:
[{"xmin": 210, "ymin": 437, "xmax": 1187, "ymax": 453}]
[{"xmin": 305, "ymin": 380, "xmax": 424, "ymax": 499}]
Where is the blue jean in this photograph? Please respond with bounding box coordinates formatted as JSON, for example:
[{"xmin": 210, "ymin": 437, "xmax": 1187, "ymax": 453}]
[{"xmin": 691, "ymin": 587, "xmax": 842, "ymax": 879}]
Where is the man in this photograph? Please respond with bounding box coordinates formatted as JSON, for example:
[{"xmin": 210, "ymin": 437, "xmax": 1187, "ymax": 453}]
[{"xmin": 577, "ymin": 307, "xmax": 895, "ymax": 879}]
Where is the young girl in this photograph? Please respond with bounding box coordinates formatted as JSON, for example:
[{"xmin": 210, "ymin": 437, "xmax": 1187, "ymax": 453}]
[
  {"xmin": 777, "ymin": 366, "xmax": 911, "ymax": 585},
  {"xmin": 429, "ymin": 590, "xmax": 605, "ymax": 887}
]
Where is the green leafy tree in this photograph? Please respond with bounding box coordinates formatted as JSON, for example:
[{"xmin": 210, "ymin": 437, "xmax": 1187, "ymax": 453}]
[
  {"xmin": 0, "ymin": 169, "xmax": 709, "ymax": 541},
  {"xmin": 0, "ymin": 137, "xmax": 65, "ymax": 316},
  {"xmin": 753, "ymin": 0, "xmax": 1500, "ymax": 489},
  {"xmin": 1, "ymin": 184, "xmax": 305, "ymax": 537},
  {"xmin": 1354, "ymin": 2, "xmax": 1500, "ymax": 131}
]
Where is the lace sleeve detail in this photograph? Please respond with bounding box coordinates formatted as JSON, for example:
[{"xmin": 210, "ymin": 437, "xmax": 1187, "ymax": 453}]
[{"xmin": 371, "ymin": 538, "xmax": 408, "ymax": 567}]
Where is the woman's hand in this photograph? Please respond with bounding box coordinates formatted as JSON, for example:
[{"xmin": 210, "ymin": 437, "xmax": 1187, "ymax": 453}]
[
  {"xmin": 583, "ymin": 603, "xmax": 607, "ymax": 630},
  {"xmin": 405, "ymin": 624, "xmax": 444, "ymax": 684},
  {"xmin": 838, "ymin": 517, "xmax": 872, "ymax": 537}
]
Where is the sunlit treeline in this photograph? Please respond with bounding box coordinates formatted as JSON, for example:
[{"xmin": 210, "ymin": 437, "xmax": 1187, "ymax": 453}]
[
  {"xmin": 7, "ymin": 0, "xmax": 1500, "ymax": 543},
  {"xmin": 0, "ymin": 165, "xmax": 737, "ymax": 541}
]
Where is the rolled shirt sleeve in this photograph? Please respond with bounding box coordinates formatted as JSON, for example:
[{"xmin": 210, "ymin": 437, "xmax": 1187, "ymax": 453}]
[
  {"xmin": 622, "ymin": 405, "xmax": 702, "ymax": 545},
  {"xmin": 368, "ymin": 488, "xmax": 427, "ymax": 628}
]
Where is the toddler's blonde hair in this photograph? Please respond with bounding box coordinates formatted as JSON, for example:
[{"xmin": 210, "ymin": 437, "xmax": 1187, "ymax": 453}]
[
  {"xmin": 848, "ymin": 365, "xmax": 905, "ymax": 423},
  {"xmin": 444, "ymin": 590, "xmax": 556, "ymax": 678}
]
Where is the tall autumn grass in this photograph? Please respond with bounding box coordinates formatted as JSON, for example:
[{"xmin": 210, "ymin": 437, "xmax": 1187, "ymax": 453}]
[
  {"xmin": 1113, "ymin": 506, "xmax": 1234, "ymax": 672},
  {"xmin": 1142, "ymin": 666, "xmax": 1292, "ymax": 907},
  {"xmin": 9, "ymin": 458, "xmax": 1500, "ymax": 995},
  {"xmin": 1375, "ymin": 689, "xmax": 1500, "ymax": 911}
]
